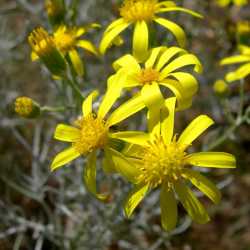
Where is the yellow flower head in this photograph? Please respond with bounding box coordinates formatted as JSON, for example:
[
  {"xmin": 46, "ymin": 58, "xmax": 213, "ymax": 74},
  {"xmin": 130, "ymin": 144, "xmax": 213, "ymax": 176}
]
[
  {"xmin": 213, "ymin": 79, "xmax": 229, "ymax": 96},
  {"xmin": 29, "ymin": 25, "xmax": 99, "ymax": 76},
  {"xmin": 217, "ymin": 0, "xmax": 248, "ymax": 7},
  {"xmin": 51, "ymin": 87, "xmax": 150, "ymax": 201},
  {"xmin": 15, "ymin": 97, "xmax": 40, "ymax": 118},
  {"xmin": 111, "ymin": 98, "xmax": 236, "ymax": 231},
  {"xmin": 28, "ymin": 27, "xmax": 66, "ymax": 76},
  {"xmin": 100, "ymin": 0, "xmax": 202, "ymax": 61},
  {"xmin": 220, "ymin": 45, "xmax": 250, "ymax": 82},
  {"xmin": 110, "ymin": 46, "xmax": 202, "ymax": 112}
]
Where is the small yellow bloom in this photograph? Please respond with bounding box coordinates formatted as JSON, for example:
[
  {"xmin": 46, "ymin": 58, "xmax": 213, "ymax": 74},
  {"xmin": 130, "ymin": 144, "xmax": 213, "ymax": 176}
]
[
  {"xmin": 217, "ymin": 0, "xmax": 248, "ymax": 7},
  {"xmin": 110, "ymin": 97, "xmax": 236, "ymax": 231},
  {"xmin": 220, "ymin": 45, "xmax": 250, "ymax": 82},
  {"xmin": 100, "ymin": 0, "xmax": 202, "ymax": 61},
  {"xmin": 45, "ymin": 0, "xmax": 65, "ymax": 26},
  {"xmin": 28, "ymin": 27, "xmax": 67, "ymax": 76},
  {"xmin": 109, "ymin": 46, "xmax": 202, "ymax": 122},
  {"xmin": 15, "ymin": 97, "xmax": 40, "ymax": 118},
  {"xmin": 51, "ymin": 85, "xmax": 150, "ymax": 200},
  {"xmin": 213, "ymin": 79, "xmax": 229, "ymax": 96},
  {"xmin": 30, "ymin": 25, "xmax": 99, "ymax": 76}
]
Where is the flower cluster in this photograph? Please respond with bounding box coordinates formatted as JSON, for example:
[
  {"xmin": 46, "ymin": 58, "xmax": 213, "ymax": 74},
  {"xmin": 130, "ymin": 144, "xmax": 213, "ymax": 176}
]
[{"xmin": 16, "ymin": 0, "xmax": 237, "ymax": 231}]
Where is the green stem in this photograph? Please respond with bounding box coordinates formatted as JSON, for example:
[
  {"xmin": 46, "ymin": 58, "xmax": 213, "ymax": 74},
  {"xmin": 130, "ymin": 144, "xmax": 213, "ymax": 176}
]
[{"xmin": 65, "ymin": 75, "xmax": 84, "ymax": 101}]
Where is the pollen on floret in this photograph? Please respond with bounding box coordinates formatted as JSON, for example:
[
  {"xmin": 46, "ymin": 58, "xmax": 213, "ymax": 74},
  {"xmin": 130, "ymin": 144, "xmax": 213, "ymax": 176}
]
[
  {"xmin": 119, "ymin": 0, "xmax": 159, "ymax": 22},
  {"xmin": 53, "ymin": 26, "xmax": 77, "ymax": 53},
  {"xmin": 137, "ymin": 68, "xmax": 160, "ymax": 85},
  {"xmin": 137, "ymin": 136, "xmax": 187, "ymax": 189},
  {"xmin": 72, "ymin": 114, "xmax": 108, "ymax": 155}
]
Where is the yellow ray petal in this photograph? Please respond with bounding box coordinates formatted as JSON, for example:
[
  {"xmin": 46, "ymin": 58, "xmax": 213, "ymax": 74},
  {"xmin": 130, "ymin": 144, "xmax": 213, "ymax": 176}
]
[
  {"xmin": 107, "ymin": 93, "xmax": 145, "ymax": 127},
  {"xmin": 220, "ymin": 55, "xmax": 250, "ymax": 65},
  {"xmin": 186, "ymin": 152, "xmax": 236, "ymax": 169},
  {"xmin": 69, "ymin": 49, "xmax": 84, "ymax": 76},
  {"xmin": 51, "ymin": 147, "xmax": 80, "ymax": 171},
  {"xmin": 161, "ymin": 97, "xmax": 176, "ymax": 145},
  {"xmin": 178, "ymin": 115, "xmax": 214, "ymax": 149},
  {"xmin": 145, "ymin": 46, "xmax": 166, "ymax": 69},
  {"xmin": 182, "ymin": 169, "xmax": 221, "ymax": 204},
  {"xmin": 168, "ymin": 72, "xmax": 198, "ymax": 98},
  {"xmin": 82, "ymin": 90, "xmax": 99, "ymax": 117},
  {"xmin": 123, "ymin": 183, "xmax": 149, "ymax": 218},
  {"xmin": 84, "ymin": 151, "xmax": 109, "ymax": 201},
  {"xmin": 113, "ymin": 54, "xmax": 141, "ymax": 72},
  {"xmin": 160, "ymin": 183, "xmax": 177, "ymax": 231},
  {"xmin": 110, "ymin": 131, "xmax": 149, "ymax": 146},
  {"xmin": 174, "ymin": 181, "xmax": 210, "ymax": 224},
  {"xmin": 226, "ymin": 63, "xmax": 250, "ymax": 82},
  {"xmin": 157, "ymin": 7, "xmax": 203, "ymax": 18},
  {"xmin": 77, "ymin": 40, "xmax": 98, "ymax": 55},
  {"xmin": 104, "ymin": 18, "xmax": 127, "ymax": 34},
  {"xmin": 154, "ymin": 17, "xmax": 186, "ymax": 48},
  {"xmin": 54, "ymin": 124, "xmax": 80, "ymax": 142},
  {"xmin": 108, "ymin": 148, "xmax": 141, "ymax": 183},
  {"xmin": 141, "ymin": 82, "xmax": 164, "ymax": 134},
  {"xmin": 98, "ymin": 70, "xmax": 125, "ymax": 119},
  {"xmin": 156, "ymin": 1, "xmax": 176, "ymax": 8},
  {"xmin": 100, "ymin": 22, "xmax": 131, "ymax": 54},
  {"xmin": 133, "ymin": 20, "xmax": 149, "ymax": 62},
  {"xmin": 159, "ymin": 80, "xmax": 192, "ymax": 110},
  {"xmin": 156, "ymin": 46, "xmax": 186, "ymax": 71},
  {"xmin": 159, "ymin": 54, "xmax": 202, "ymax": 80}
]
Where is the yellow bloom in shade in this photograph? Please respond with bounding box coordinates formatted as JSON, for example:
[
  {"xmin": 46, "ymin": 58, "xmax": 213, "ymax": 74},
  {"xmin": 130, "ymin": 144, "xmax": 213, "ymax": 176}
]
[
  {"xmin": 213, "ymin": 79, "xmax": 229, "ymax": 96},
  {"xmin": 30, "ymin": 25, "xmax": 99, "ymax": 76},
  {"xmin": 15, "ymin": 97, "xmax": 40, "ymax": 118},
  {"xmin": 28, "ymin": 27, "xmax": 66, "ymax": 76},
  {"xmin": 110, "ymin": 97, "xmax": 236, "ymax": 231},
  {"xmin": 220, "ymin": 45, "xmax": 250, "ymax": 82},
  {"xmin": 100, "ymin": 0, "xmax": 202, "ymax": 61},
  {"xmin": 51, "ymin": 85, "xmax": 150, "ymax": 201},
  {"xmin": 217, "ymin": 0, "xmax": 248, "ymax": 7},
  {"xmin": 237, "ymin": 21, "xmax": 250, "ymax": 35},
  {"xmin": 108, "ymin": 46, "xmax": 202, "ymax": 129}
]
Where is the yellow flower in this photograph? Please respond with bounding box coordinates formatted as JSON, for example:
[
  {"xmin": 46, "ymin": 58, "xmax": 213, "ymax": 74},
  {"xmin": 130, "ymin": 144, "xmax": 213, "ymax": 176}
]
[
  {"xmin": 217, "ymin": 0, "xmax": 248, "ymax": 7},
  {"xmin": 108, "ymin": 46, "xmax": 202, "ymax": 125},
  {"xmin": 31, "ymin": 25, "xmax": 99, "ymax": 76},
  {"xmin": 213, "ymin": 79, "xmax": 229, "ymax": 96},
  {"xmin": 51, "ymin": 85, "xmax": 149, "ymax": 200},
  {"xmin": 15, "ymin": 97, "xmax": 40, "ymax": 118},
  {"xmin": 100, "ymin": 0, "xmax": 202, "ymax": 61},
  {"xmin": 28, "ymin": 27, "xmax": 67, "ymax": 76},
  {"xmin": 220, "ymin": 45, "xmax": 250, "ymax": 82},
  {"xmin": 110, "ymin": 97, "xmax": 236, "ymax": 231}
]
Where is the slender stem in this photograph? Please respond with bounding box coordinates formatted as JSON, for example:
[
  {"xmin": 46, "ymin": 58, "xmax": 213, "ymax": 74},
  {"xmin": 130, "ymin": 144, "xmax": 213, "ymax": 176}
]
[
  {"xmin": 65, "ymin": 75, "xmax": 84, "ymax": 101},
  {"xmin": 41, "ymin": 105, "xmax": 75, "ymax": 113},
  {"xmin": 238, "ymin": 79, "xmax": 245, "ymax": 120}
]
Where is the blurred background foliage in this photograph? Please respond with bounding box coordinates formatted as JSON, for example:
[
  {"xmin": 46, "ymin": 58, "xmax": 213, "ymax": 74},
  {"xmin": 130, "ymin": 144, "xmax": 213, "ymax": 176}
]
[{"xmin": 0, "ymin": 0, "xmax": 250, "ymax": 249}]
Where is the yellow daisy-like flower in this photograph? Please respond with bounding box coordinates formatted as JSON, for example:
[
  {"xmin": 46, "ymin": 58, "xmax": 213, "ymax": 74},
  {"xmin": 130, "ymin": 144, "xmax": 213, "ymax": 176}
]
[
  {"xmin": 100, "ymin": 0, "xmax": 202, "ymax": 61},
  {"xmin": 51, "ymin": 83, "xmax": 149, "ymax": 200},
  {"xmin": 110, "ymin": 97, "xmax": 236, "ymax": 231},
  {"xmin": 220, "ymin": 45, "xmax": 250, "ymax": 82},
  {"xmin": 31, "ymin": 25, "xmax": 99, "ymax": 76},
  {"xmin": 108, "ymin": 46, "xmax": 202, "ymax": 129},
  {"xmin": 217, "ymin": 0, "xmax": 248, "ymax": 7}
]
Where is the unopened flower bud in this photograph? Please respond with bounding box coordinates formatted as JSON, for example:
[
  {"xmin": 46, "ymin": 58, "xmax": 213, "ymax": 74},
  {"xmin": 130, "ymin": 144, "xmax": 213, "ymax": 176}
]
[
  {"xmin": 14, "ymin": 97, "xmax": 41, "ymax": 118},
  {"xmin": 28, "ymin": 27, "xmax": 67, "ymax": 76}
]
